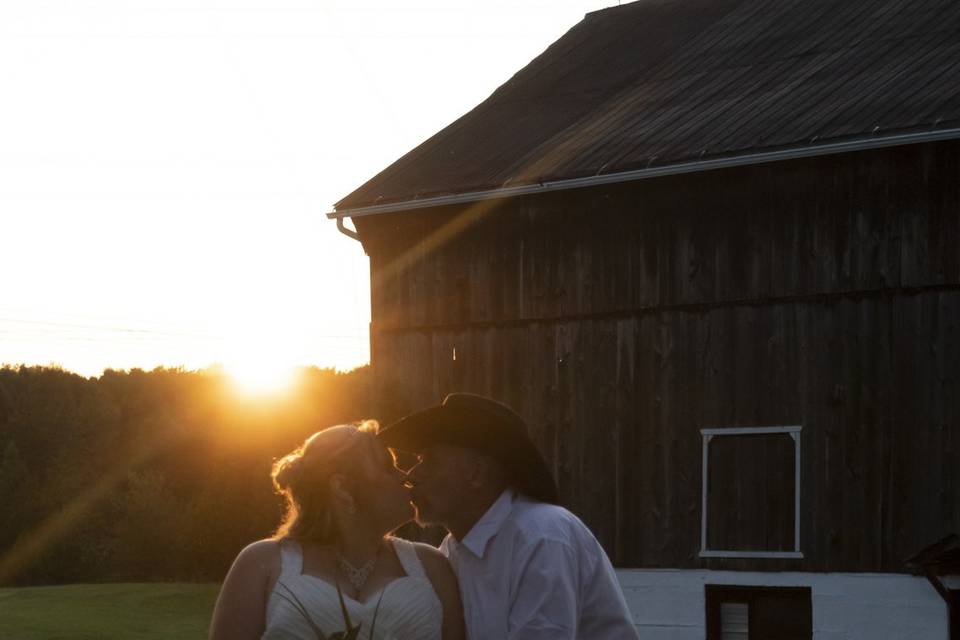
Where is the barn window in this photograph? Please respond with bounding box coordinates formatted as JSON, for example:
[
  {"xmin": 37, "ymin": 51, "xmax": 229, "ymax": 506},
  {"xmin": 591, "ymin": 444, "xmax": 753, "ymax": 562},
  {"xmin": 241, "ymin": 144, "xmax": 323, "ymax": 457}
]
[
  {"xmin": 700, "ymin": 426, "xmax": 802, "ymax": 559},
  {"xmin": 705, "ymin": 585, "xmax": 812, "ymax": 640}
]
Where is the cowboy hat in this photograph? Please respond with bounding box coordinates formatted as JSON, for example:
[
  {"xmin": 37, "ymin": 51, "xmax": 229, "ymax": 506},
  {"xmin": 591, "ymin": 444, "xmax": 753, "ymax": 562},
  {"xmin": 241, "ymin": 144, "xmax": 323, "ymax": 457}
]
[{"xmin": 379, "ymin": 393, "xmax": 559, "ymax": 504}]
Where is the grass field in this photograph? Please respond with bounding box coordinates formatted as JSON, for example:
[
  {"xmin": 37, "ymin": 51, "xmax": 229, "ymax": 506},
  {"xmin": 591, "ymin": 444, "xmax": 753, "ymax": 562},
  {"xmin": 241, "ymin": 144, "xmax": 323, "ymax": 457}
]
[{"xmin": 0, "ymin": 583, "xmax": 220, "ymax": 640}]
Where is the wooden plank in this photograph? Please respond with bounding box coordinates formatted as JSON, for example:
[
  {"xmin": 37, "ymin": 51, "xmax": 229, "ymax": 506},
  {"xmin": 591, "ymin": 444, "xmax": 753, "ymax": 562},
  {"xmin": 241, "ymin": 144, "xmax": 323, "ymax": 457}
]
[
  {"xmin": 899, "ymin": 147, "xmax": 933, "ymax": 288},
  {"xmin": 926, "ymin": 142, "xmax": 960, "ymax": 285},
  {"xmin": 554, "ymin": 322, "xmax": 575, "ymax": 506},
  {"xmin": 857, "ymin": 295, "xmax": 889, "ymax": 568},
  {"xmin": 839, "ymin": 297, "xmax": 867, "ymax": 570},
  {"xmin": 613, "ymin": 317, "xmax": 638, "ymax": 564},
  {"xmin": 943, "ymin": 293, "xmax": 960, "ymax": 539},
  {"xmin": 635, "ymin": 312, "xmax": 660, "ymax": 566}
]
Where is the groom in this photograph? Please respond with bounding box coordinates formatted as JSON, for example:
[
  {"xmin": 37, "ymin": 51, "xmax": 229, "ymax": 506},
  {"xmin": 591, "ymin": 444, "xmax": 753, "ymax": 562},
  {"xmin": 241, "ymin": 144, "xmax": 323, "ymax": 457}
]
[{"xmin": 380, "ymin": 392, "xmax": 639, "ymax": 639}]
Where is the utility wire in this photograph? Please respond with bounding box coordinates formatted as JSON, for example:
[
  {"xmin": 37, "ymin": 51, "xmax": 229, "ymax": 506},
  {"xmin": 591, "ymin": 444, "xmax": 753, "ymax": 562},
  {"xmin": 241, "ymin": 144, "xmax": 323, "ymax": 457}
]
[{"xmin": 0, "ymin": 318, "xmax": 367, "ymax": 340}]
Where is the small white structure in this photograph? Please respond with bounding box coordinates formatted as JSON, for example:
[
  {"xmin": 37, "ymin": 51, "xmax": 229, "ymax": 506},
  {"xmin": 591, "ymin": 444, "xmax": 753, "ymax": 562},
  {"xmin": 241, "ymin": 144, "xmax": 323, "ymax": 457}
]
[{"xmin": 618, "ymin": 570, "xmax": 956, "ymax": 639}]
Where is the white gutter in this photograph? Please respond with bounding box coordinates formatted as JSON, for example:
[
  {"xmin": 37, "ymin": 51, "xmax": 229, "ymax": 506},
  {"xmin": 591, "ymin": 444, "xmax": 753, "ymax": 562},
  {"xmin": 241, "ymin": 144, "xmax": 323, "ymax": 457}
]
[
  {"xmin": 335, "ymin": 216, "xmax": 359, "ymax": 241},
  {"xmin": 327, "ymin": 126, "xmax": 960, "ymax": 220}
]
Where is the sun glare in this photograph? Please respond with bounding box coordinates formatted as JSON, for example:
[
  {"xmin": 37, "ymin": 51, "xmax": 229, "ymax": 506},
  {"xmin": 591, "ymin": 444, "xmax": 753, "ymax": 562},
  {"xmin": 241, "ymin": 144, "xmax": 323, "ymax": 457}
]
[{"xmin": 225, "ymin": 360, "xmax": 298, "ymax": 397}]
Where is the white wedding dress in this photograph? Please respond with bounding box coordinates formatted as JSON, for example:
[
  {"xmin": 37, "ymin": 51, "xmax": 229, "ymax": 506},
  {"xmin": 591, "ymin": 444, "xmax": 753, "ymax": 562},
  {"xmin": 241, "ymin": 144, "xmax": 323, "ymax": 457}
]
[{"xmin": 261, "ymin": 536, "xmax": 443, "ymax": 640}]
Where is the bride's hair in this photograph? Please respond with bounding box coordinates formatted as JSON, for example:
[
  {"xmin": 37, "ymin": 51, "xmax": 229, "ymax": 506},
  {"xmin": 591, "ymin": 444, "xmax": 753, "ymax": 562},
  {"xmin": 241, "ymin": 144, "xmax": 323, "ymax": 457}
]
[{"xmin": 271, "ymin": 420, "xmax": 380, "ymax": 542}]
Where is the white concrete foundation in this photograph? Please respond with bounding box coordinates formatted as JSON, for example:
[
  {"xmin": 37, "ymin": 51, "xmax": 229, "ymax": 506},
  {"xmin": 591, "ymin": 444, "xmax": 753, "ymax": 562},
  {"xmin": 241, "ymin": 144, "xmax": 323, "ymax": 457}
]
[{"xmin": 616, "ymin": 569, "xmax": 951, "ymax": 639}]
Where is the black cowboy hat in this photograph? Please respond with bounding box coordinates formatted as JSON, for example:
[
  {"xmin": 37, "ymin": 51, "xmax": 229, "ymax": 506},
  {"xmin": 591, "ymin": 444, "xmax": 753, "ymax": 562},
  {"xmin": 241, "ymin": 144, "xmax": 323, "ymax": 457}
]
[{"xmin": 379, "ymin": 393, "xmax": 559, "ymax": 504}]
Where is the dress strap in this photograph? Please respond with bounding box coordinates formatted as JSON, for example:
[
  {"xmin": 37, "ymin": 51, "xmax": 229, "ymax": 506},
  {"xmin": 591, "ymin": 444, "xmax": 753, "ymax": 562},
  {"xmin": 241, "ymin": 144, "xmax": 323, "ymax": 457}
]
[
  {"xmin": 390, "ymin": 537, "xmax": 427, "ymax": 580},
  {"xmin": 278, "ymin": 539, "xmax": 304, "ymax": 579}
]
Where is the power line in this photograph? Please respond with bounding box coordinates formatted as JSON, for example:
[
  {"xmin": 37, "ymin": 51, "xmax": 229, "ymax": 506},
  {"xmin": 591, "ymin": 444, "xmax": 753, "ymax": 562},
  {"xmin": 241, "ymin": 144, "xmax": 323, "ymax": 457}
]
[
  {"xmin": 0, "ymin": 317, "xmax": 214, "ymax": 338},
  {"xmin": 0, "ymin": 318, "xmax": 368, "ymax": 340}
]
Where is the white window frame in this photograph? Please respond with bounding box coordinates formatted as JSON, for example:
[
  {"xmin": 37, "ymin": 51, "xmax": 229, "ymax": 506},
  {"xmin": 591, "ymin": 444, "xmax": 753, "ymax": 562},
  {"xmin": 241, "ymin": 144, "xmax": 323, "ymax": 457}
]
[{"xmin": 699, "ymin": 425, "xmax": 803, "ymax": 559}]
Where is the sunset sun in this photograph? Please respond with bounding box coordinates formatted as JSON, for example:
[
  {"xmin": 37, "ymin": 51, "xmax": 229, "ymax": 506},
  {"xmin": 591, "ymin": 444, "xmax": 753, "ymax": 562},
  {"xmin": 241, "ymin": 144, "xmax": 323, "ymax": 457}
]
[{"xmin": 224, "ymin": 360, "xmax": 298, "ymax": 396}]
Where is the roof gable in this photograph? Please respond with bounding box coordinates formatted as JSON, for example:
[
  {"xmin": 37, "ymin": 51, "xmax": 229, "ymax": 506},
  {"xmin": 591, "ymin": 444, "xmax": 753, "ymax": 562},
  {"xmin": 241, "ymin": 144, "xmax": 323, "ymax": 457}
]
[{"xmin": 336, "ymin": 0, "xmax": 960, "ymax": 213}]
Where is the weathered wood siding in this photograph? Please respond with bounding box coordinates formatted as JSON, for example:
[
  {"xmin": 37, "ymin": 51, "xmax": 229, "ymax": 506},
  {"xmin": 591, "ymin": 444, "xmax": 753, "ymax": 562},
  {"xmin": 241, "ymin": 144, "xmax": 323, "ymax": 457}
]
[
  {"xmin": 356, "ymin": 140, "xmax": 960, "ymax": 572},
  {"xmin": 707, "ymin": 432, "xmax": 797, "ymax": 553}
]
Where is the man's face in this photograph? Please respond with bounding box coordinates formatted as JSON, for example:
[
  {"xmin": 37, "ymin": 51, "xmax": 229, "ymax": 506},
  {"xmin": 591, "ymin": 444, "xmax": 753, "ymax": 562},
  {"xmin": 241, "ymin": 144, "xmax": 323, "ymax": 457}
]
[{"xmin": 403, "ymin": 444, "xmax": 474, "ymax": 527}]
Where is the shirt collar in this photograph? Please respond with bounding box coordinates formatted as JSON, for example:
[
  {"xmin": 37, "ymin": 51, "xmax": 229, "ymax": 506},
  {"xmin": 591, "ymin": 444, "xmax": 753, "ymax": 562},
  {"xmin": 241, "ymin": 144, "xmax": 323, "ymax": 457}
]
[{"xmin": 459, "ymin": 489, "xmax": 515, "ymax": 559}]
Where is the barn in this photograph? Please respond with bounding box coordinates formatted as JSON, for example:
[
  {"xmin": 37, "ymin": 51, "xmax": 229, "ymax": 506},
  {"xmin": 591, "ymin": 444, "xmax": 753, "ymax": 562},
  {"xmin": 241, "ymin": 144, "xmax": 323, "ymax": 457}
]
[{"xmin": 330, "ymin": 0, "xmax": 960, "ymax": 637}]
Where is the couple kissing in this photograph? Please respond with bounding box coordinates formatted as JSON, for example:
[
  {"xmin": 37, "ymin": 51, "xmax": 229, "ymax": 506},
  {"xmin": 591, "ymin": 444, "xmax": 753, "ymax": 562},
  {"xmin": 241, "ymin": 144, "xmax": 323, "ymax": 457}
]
[{"xmin": 210, "ymin": 393, "xmax": 639, "ymax": 640}]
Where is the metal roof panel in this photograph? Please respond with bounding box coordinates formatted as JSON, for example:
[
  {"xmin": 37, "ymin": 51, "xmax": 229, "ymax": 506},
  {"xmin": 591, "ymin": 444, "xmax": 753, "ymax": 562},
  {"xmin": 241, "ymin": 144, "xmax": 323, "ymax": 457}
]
[{"xmin": 335, "ymin": 0, "xmax": 960, "ymax": 212}]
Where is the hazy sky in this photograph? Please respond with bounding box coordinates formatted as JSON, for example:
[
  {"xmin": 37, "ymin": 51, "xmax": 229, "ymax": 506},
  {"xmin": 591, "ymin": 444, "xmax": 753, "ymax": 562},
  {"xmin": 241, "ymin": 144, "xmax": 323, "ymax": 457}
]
[{"xmin": 1, "ymin": 0, "xmax": 613, "ymax": 383}]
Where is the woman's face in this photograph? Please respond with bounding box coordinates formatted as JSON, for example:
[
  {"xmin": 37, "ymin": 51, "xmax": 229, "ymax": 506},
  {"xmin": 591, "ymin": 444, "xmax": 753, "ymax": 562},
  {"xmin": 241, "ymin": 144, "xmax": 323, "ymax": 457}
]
[{"xmin": 356, "ymin": 440, "xmax": 415, "ymax": 533}]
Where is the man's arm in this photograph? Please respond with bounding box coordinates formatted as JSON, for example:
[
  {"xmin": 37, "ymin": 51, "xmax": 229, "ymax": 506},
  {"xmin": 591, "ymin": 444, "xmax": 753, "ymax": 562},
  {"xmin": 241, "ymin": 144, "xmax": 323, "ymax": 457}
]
[
  {"xmin": 507, "ymin": 538, "xmax": 580, "ymax": 639},
  {"xmin": 580, "ymin": 547, "xmax": 640, "ymax": 639}
]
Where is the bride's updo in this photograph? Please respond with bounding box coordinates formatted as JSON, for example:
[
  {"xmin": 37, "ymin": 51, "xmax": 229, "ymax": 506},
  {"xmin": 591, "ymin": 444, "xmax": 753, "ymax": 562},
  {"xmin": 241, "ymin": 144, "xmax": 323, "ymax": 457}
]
[{"xmin": 271, "ymin": 420, "xmax": 380, "ymax": 542}]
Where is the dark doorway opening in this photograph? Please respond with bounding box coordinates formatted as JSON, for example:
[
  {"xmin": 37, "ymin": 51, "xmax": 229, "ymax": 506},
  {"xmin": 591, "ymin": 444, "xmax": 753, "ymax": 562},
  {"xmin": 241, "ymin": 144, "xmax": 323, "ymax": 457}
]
[{"xmin": 705, "ymin": 585, "xmax": 812, "ymax": 640}]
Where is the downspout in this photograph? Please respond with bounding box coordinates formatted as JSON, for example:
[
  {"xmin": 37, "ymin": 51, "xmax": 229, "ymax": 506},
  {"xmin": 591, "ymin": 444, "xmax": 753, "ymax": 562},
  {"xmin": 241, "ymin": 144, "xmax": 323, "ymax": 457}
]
[{"xmin": 336, "ymin": 216, "xmax": 360, "ymax": 242}]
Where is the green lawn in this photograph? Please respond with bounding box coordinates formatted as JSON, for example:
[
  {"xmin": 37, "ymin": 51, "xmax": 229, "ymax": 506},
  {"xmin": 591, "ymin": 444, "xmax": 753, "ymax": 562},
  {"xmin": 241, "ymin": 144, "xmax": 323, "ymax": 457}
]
[{"xmin": 0, "ymin": 583, "xmax": 220, "ymax": 640}]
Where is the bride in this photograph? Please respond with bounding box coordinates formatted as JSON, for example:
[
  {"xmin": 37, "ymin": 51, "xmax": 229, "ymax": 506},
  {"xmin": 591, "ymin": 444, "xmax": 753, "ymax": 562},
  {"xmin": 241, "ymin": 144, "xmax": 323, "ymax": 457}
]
[{"xmin": 209, "ymin": 421, "xmax": 464, "ymax": 640}]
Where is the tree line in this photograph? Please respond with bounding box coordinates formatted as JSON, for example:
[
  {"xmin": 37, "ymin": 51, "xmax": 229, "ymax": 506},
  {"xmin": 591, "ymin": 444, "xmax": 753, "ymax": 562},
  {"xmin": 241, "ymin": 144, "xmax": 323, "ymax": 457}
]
[{"xmin": 0, "ymin": 364, "xmax": 405, "ymax": 586}]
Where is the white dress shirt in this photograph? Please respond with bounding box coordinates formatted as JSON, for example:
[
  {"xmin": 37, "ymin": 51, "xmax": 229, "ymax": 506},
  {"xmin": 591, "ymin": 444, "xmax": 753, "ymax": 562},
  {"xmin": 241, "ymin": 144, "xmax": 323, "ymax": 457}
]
[{"xmin": 440, "ymin": 490, "xmax": 639, "ymax": 640}]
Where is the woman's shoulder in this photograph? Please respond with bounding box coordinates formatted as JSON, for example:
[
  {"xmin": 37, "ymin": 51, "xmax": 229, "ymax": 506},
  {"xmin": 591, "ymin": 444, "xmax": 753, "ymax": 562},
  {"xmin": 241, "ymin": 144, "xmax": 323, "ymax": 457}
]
[
  {"xmin": 232, "ymin": 538, "xmax": 284, "ymax": 573},
  {"xmin": 405, "ymin": 540, "xmax": 457, "ymax": 588},
  {"xmin": 240, "ymin": 537, "xmax": 283, "ymax": 554},
  {"xmin": 386, "ymin": 537, "xmax": 450, "ymax": 579},
  {"xmin": 402, "ymin": 539, "xmax": 444, "ymax": 557},
  {"xmin": 394, "ymin": 538, "xmax": 446, "ymax": 565},
  {"xmin": 391, "ymin": 539, "xmax": 463, "ymax": 639}
]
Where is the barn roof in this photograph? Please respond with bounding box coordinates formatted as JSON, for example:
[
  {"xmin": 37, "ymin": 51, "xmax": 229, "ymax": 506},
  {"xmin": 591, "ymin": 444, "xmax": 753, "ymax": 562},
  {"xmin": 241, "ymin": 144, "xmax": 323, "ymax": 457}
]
[{"xmin": 333, "ymin": 0, "xmax": 960, "ymax": 216}]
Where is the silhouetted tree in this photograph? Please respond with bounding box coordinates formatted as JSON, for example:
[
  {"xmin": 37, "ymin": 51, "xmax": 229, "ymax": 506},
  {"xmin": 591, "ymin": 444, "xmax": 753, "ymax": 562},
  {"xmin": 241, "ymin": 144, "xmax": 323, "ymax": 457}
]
[{"xmin": 0, "ymin": 363, "xmax": 388, "ymax": 586}]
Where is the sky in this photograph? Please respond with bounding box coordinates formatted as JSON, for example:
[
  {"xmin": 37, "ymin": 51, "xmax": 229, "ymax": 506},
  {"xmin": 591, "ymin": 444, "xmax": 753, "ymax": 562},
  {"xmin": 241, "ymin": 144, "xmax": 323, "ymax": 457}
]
[{"xmin": 0, "ymin": 0, "xmax": 614, "ymax": 385}]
